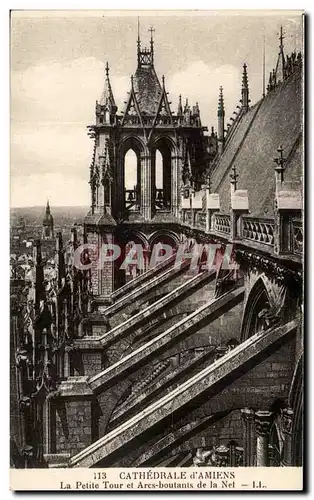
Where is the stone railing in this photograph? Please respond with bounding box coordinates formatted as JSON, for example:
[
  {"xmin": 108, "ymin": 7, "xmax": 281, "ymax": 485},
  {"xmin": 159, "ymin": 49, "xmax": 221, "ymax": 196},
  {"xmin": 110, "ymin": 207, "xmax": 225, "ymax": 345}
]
[
  {"xmin": 290, "ymin": 217, "xmax": 303, "ymax": 256},
  {"xmin": 123, "ymin": 116, "xmax": 141, "ymax": 126},
  {"xmin": 125, "ymin": 188, "xmax": 139, "ymax": 211},
  {"xmin": 183, "ymin": 210, "xmax": 193, "ymax": 226},
  {"xmin": 242, "ymin": 216, "xmax": 275, "ymax": 246},
  {"xmin": 195, "ymin": 211, "xmax": 206, "ymax": 230},
  {"xmin": 214, "ymin": 213, "xmax": 231, "ymax": 235},
  {"xmin": 155, "ymin": 189, "xmax": 171, "ymax": 211},
  {"xmin": 179, "ymin": 201, "xmax": 302, "ymax": 259}
]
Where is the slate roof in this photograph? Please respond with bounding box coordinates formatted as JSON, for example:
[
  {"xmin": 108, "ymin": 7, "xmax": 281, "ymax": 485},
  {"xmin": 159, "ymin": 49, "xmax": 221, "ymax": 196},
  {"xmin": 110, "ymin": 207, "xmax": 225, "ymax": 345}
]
[
  {"xmin": 211, "ymin": 65, "xmax": 302, "ymax": 217},
  {"xmin": 132, "ymin": 66, "xmax": 162, "ymax": 116}
]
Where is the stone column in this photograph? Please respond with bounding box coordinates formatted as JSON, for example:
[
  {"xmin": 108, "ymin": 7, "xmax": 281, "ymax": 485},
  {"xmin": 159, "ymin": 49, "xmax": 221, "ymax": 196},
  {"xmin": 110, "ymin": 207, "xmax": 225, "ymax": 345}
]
[
  {"xmin": 241, "ymin": 408, "xmax": 255, "ymax": 466},
  {"xmin": 43, "ymin": 399, "xmax": 51, "ymax": 455},
  {"xmin": 228, "ymin": 440, "xmax": 237, "ymax": 466},
  {"xmin": 99, "ymin": 232, "xmax": 115, "ymax": 297},
  {"xmin": 112, "ymin": 151, "xmax": 124, "ymax": 219},
  {"xmin": 64, "ymin": 346, "xmax": 71, "ymax": 378},
  {"xmin": 281, "ymin": 408, "xmax": 294, "ymax": 466},
  {"xmin": 255, "ymin": 410, "xmax": 273, "ymax": 467},
  {"xmin": 140, "ymin": 153, "xmax": 152, "ymax": 220},
  {"xmin": 171, "ymin": 154, "xmax": 181, "ymax": 218},
  {"xmin": 230, "ymin": 169, "xmax": 238, "ymax": 240},
  {"xmin": 273, "ymin": 146, "xmax": 286, "ymax": 255}
]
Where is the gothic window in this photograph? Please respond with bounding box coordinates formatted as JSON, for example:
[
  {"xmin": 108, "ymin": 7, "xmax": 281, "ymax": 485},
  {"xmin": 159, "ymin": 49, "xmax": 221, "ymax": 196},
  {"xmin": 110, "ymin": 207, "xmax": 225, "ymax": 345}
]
[
  {"xmin": 155, "ymin": 150, "xmax": 163, "ymax": 191},
  {"xmin": 124, "ymin": 149, "xmax": 140, "ymax": 211},
  {"xmin": 153, "ymin": 144, "xmax": 172, "ymax": 211},
  {"xmin": 241, "ymin": 279, "xmax": 271, "ymax": 340}
]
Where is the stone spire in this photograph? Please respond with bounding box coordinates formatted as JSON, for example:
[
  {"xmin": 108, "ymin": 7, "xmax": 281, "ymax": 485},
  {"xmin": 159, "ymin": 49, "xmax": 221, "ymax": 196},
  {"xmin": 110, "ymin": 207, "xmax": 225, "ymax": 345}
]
[
  {"xmin": 275, "ymin": 26, "xmax": 286, "ymax": 82},
  {"xmin": 137, "ymin": 16, "xmax": 141, "ymax": 65},
  {"xmin": 149, "ymin": 26, "xmax": 155, "ymax": 66},
  {"xmin": 177, "ymin": 94, "xmax": 183, "ymax": 116},
  {"xmin": 99, "ymin": 62, "xmax": 117, "ymax": 113},
  {"xmin": 241, "ymin": 63, "xmax": 250, "ymax": 113},
  {"xmin": 217, "ymin": 86, "xmax": 225, "ymax": 155}
]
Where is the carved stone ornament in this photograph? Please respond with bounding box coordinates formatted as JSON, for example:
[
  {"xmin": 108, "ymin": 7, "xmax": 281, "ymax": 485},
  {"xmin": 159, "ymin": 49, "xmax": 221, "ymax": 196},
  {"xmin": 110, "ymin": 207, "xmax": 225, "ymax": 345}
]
[
  {"xmin": 281, "ymin": 408, "xmax": 294, "ymax": 435},
  {"xmin": 241, "ymin": 407, "xmax": 255, "ymax": 422},
  {"xmin": 255, "ymin": 410, "xmax": 273, "ymax": 437}
]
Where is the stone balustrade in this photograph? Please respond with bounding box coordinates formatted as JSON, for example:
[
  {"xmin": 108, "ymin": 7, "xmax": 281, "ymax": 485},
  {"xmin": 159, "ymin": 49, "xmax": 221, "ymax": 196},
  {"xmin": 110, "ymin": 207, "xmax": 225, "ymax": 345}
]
[
  {"xmin": 242, "ymin": 216, "xmax": 275, "ymax": 246},
  {"xmin": 179, "ymin": 203, "xmax": 302, "ymax": 258},
  {"xmin": 290, "ymin": 217, "xmax": 303, "ymax": 255},
  {"xmin": 214, "ymin": 213, "xmax": 231, "ymax": 234}
]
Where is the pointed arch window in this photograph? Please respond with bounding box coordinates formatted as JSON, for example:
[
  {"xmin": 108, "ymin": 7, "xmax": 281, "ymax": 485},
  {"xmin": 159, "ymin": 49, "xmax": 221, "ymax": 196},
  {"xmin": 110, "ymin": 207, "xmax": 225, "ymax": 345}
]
[
  {"xmin": 153, "ymin": 144, "xmax": 172, "ymax": 211},
  {"xmin": 124, "ymin": 149, "xmax": 140, "ymax": 211}
]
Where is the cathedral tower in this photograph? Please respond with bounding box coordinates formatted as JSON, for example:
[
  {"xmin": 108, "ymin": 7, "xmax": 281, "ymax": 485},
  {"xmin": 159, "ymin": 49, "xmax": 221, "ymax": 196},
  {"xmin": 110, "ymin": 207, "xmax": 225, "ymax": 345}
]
[
  {"xmin": 85, "ymin": 26, "xmax": 211, "ymax": 299},
  {"xmin": 41, "ymin": 200, "xmax": 54, "ymax": 240}
]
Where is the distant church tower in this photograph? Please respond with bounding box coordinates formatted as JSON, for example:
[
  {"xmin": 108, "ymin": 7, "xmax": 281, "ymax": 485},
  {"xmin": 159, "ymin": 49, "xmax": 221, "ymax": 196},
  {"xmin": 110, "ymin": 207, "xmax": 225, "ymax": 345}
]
[{"xmin": 42, "ymin": 200, "xmax": 54, "ymax": 240}]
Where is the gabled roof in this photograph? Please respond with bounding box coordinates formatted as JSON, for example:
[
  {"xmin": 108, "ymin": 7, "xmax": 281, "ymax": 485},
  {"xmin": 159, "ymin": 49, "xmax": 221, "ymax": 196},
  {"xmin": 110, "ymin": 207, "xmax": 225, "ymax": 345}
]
[
  {"xmin": 211, "ymin": 65, "xmax": 302, "ymax": 217},
  {"xmin": 121, "ymin": 79, "xmax": 145, "ymax": 127}
]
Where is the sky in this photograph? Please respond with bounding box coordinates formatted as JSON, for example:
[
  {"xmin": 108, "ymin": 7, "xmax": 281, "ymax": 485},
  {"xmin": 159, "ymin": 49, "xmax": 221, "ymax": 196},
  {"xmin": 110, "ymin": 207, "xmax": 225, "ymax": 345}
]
[{"xmin": 10, "ymin": 10, "xmax": 303, "ymax": 207}]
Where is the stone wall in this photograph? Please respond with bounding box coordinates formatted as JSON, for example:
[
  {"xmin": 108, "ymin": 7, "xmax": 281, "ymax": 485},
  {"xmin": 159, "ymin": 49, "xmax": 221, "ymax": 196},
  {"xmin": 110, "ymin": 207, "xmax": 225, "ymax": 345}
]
[
  {"xmin": 54, "ymin": 398, "xmax": 92, "ymax": 457},
  {"xmin": 86, "ymin": 231, "xmax": 114, "ymax": 297}
]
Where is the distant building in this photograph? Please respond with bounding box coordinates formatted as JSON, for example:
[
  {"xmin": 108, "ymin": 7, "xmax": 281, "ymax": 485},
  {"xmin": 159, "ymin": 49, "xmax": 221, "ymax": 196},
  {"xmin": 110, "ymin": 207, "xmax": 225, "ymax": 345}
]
[{"xmin": 42, "ymin": 200, "xmax": 54, "ymax": 240}]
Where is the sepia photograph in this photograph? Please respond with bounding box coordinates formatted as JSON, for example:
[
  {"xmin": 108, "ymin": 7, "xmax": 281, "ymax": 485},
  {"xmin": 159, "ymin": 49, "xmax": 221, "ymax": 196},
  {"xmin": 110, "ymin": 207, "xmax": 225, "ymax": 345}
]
[{"xmin": 10, "ymin": 9, "xmax": 304, "ymax": 490}]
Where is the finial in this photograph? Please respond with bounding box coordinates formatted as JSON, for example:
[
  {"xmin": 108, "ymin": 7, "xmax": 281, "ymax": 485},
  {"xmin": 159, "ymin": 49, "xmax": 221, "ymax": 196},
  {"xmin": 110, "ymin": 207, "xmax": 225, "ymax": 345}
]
[
  {"xmin": 218, "ymin": 86, "xmax": 225, "ymax": 116},
  {"xmin": 137, "ymin": 17, "xmax": 141, "ymax": 64},
  {"xmin": 148, "ymin": 26, "xmax": 155, "ymax": 41},
  {"xmin": 230, "ymin": 165, "xmax": 239, "ymax": 190},
  {"xmin": 105, "ymin": 61, "xmax": 109, "ymax": 78},
  {"xmin": 273, "ymin": 145, "xmax": 286, "ymax": 183},
  {"xmin": 278, "ymin": 25, "xmax": 285, "ymax": 50},
  {"xmin": 241, "ymin": 64, "xmax": 250, "ymax": 112},
  {"xmin": 242, "ymin": 63, "xmax": 248, "ymax": 89}
]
